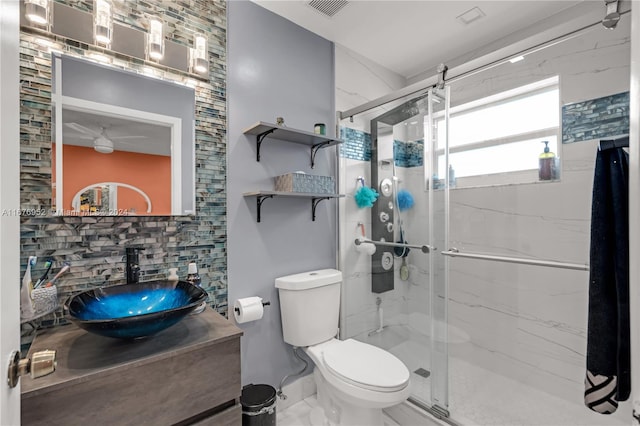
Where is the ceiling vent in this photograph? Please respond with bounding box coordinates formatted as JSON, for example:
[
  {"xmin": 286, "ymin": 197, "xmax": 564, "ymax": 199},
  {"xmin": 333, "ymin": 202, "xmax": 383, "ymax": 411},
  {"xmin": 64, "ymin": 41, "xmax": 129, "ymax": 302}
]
[
  {"xmin": 307, "ymin": 0, "xmax": 349, "ymax": 18},
  {"xmin": 456, "ymin": 7, "xmax": 485, "ymax": 25}
]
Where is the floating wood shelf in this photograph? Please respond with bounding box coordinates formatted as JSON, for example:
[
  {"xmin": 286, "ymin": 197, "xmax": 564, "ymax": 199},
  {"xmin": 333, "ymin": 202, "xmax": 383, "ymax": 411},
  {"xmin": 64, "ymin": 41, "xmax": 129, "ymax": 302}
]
[
  {"xmin": 243, "ymin": 191, "xmax": 344, "ymax": 222},
  {"xmin": 242, "ymin": 121, "xmax": 343, "ymax": 168}
]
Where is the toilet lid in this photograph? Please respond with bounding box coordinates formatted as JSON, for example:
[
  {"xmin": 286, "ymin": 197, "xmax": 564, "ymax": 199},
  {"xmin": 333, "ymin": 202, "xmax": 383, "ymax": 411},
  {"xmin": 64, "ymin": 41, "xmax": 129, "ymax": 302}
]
[{"xmin": 322, "ymin": 339, "xmax": 409, "ymax": 392}]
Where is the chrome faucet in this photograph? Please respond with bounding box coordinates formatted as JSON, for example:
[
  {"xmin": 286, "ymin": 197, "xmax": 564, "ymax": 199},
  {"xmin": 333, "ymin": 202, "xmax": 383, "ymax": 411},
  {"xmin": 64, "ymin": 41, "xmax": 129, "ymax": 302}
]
[{"xmin": 125, "ymin": 246, "xmax": 144, "ymax": 284}]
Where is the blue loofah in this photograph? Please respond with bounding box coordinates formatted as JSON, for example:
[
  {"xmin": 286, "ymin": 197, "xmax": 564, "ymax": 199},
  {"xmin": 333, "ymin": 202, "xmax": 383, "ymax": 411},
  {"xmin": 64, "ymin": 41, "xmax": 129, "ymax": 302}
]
[
  {"xmin": 354, "ymin": 186, "xmax": 379, "ymax": 208},
  {"xmin": 397, "ymin": 189, "xmax": 414, "ymax": 211}
]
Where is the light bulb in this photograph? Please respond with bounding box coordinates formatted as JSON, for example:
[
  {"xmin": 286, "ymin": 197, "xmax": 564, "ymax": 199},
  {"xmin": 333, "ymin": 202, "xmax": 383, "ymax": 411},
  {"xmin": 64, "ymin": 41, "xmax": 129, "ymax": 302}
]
[
  {"xmin": 192, "ymin": 34, "xmax": 208, "ymax": 74},
  {"xmin": 25, "ymin": 0, "xmax": 48, "ymax": 25},
  {"xmin": 148, "ymin": 18, "xmax": 164, "ymax": 61},
  {"xmin": 94, "ymin": 0, "xmax": 112, "ymax": 46}
]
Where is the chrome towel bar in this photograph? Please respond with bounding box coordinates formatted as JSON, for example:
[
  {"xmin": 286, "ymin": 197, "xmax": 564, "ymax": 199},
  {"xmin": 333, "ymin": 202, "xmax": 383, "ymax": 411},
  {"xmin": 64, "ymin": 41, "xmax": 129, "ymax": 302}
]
[{"xmin": 441, "ymin": 248, "xmax": 589, "ymax": 271}]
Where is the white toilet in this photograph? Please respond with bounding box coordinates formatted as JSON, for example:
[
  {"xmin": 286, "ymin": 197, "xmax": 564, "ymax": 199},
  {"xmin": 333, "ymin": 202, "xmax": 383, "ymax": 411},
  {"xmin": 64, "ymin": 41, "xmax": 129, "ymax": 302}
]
[{"xmin": 276, "ymin": 269, "xmax": 410, "ymax": 426}]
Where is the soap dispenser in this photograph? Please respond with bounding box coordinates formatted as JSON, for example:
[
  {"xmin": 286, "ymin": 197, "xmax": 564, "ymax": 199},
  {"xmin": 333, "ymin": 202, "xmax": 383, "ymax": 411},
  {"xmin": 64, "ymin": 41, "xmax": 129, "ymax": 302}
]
[
  {"xmin": 186, "ymin": 262, "xmax": 201, "ymax": 287},
  {"xmin": 539, "ymin": 141, "xmax": 556, "ymax": 180},
  {"xmin": 186, "ymin": 262, "xmax": 205, "ymax": 314}
]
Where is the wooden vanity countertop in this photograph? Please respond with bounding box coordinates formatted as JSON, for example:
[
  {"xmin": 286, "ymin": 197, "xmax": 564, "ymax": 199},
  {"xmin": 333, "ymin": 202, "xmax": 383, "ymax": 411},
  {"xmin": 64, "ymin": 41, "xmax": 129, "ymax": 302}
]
[{"xmin": 22, "ymin": 307, "xmax": 243, "ymax": 398}]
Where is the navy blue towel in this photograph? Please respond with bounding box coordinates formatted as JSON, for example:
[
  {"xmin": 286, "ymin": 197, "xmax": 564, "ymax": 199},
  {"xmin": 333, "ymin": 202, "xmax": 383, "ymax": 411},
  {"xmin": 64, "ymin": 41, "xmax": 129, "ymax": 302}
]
[{"xmin": 584, "ymin": 147, "xmax": 630, "ymax": 414}]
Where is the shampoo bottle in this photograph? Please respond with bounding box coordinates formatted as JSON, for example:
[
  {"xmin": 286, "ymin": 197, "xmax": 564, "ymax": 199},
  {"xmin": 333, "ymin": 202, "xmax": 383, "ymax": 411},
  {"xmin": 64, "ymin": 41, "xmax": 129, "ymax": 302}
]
[
  {"xmin": 448, "ymin": 165, "xmax": 456, "ymax": 188},
  {"xmin": 539, "ymin": 141, "xmax": 556, "ymax": 181}
]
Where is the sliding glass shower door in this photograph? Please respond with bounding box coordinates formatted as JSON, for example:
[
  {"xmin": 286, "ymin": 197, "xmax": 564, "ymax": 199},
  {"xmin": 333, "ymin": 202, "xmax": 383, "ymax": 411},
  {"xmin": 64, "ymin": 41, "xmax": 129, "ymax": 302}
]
[
  {"xmin": 342, "ymin": 86, "xmax": 451, "ymax": 415},
  {"xmin": 425, "ymin": 86, "xmax": 450, "ymax": 415}
]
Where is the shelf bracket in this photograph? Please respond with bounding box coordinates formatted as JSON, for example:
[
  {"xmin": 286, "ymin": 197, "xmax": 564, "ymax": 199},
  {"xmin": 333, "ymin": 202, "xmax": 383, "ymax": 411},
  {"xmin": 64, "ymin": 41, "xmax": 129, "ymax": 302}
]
[
  {"xmin": 256, "ymin": 128, "xmax": 276, "ymax": 162},
  {"xmin": 256, "ymin": 194, "xmax": 275, "ymax": 222},
  {"xmin": 311, "ymin": 197, "xmax": 331, "ymax": 221},
  {"xmin": 310, "ymin": 141, "xmax": 333, "ymax": 168}
]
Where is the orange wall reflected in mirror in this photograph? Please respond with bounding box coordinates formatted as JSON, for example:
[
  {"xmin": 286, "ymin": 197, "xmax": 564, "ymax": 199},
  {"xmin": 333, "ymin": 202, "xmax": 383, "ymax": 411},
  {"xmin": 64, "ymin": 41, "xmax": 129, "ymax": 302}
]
[{"xmin": 53, "ymin": 143, "xmax": 171, "ymax": 215}]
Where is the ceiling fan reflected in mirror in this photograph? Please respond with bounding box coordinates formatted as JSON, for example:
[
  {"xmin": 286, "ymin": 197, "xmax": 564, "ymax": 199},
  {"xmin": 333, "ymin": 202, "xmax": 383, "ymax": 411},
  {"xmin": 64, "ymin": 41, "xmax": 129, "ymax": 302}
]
[{"xmin": 64, "ymin": 122, "xmax": 148, "ymax": 154}]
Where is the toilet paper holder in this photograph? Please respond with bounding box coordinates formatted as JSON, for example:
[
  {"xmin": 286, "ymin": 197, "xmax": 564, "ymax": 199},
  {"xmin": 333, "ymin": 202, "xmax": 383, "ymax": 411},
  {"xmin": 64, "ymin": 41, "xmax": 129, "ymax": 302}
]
[{"xmin": 234, "ymin": 300, "xmax": 270, "ymax": 314}]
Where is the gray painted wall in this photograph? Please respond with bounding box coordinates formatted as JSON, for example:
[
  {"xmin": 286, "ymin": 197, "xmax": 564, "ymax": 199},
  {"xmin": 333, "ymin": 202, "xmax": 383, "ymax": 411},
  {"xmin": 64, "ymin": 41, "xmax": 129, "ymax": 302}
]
[{"xmin": 227, "ymin": 0, "xmax": 336, "ymax": 387}]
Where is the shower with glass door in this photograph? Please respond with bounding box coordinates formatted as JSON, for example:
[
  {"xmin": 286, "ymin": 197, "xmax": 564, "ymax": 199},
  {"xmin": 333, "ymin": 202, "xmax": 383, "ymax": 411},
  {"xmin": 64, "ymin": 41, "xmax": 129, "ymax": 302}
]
[
  {"xmin": 339, "ymin": 13, "xmax": 634, "ymax": 425},
  {"xmin": 343, "ymin": 86, "xmax": 452, "ymax": 416}
]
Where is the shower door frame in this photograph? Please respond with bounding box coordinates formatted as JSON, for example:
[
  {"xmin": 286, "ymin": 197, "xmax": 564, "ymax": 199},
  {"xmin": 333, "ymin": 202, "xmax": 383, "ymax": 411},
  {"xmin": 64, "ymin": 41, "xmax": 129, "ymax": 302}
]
[{"xmin": 367, "ymin": 87, "xmax": 451, "ymax": 416}]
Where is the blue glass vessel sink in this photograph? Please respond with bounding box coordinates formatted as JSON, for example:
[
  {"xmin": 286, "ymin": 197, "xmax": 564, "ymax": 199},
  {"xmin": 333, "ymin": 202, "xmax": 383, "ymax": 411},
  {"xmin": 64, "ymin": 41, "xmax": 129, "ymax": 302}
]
[{"xmin": 65, "ymin": 280, "xmax": 207, "ymax": 339}]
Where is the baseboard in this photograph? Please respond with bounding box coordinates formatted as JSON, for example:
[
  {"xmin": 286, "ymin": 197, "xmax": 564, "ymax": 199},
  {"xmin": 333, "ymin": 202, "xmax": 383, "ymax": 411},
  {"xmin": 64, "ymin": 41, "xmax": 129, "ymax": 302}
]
[{"xmin": 275, "ymin": 373, "xmax": 317, "ymax": 412}]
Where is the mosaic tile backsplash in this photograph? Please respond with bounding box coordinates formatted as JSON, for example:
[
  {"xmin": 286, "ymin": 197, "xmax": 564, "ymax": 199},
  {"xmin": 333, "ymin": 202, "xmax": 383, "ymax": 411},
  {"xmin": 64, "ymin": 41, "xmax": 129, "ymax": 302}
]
[
  {"xmin": 339, "ymin": 127, "xmax": 424, "ymax": 169},
  {"xmin": 394, "ymin": 139, "xmax": 424, "ymax": 168},
  {"xmin": 340, "ymin": 127, "xmax": 372, "ymax": 161},
  {"xmin": 562, "ymin": 91, "xmax": 630, "ymax": 143},
  {"xmin": 19, "ymin": 0, "xmax": 227, "ymax": 329}
]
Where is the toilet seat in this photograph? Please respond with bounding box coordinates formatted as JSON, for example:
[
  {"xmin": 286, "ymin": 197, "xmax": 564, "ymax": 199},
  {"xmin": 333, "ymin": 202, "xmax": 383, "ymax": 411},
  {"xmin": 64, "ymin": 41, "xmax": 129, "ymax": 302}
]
[{"xmin": 321, "ymin": 339, "xmax": 409, "ymax": 392}]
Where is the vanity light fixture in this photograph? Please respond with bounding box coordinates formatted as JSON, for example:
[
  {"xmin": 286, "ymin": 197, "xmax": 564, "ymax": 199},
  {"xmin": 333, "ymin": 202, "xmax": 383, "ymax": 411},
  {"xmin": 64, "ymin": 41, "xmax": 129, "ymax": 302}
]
[
  {"xmin": 94, "ymin": 0, "xmax": 113, "ymax": 46},
  {"xmin": 24, "ymin": 0, "xmax": 49, "ymax": 26},
  {"xmin": 147, "ymin": 18, "xmax": 164, "ymax": 61},
  {"xmin": 192, "ymin": 34, "xmax": 208, "ymax": 74},
  {"xmin": 509, "ymin": 55, "xmax": 525, "ymax": 64}
]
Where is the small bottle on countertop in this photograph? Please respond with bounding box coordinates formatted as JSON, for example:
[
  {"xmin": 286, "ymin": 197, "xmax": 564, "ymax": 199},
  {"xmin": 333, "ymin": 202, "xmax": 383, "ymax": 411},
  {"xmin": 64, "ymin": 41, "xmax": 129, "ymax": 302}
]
[{"xmin": 167, "ymin": 267, "xmax": 179, "ymax": 282}]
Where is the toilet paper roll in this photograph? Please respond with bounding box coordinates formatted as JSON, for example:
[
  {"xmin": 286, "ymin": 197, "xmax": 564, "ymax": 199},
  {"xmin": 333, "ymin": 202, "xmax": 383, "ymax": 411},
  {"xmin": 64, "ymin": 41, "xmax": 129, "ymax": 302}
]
[
  {"xmin": 233, "ymin": 297, "xmax": 264, "ymax": 324},
  {"xmin": 355, "ymin": 239, "xmax": 376, "ymax": 255}
]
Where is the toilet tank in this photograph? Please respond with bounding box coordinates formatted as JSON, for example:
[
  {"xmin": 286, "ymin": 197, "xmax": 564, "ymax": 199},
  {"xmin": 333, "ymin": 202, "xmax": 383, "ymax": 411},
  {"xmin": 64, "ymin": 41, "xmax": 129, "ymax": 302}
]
[{"xmin": 275, "ymin": 269, "xmax": 342, "ymax": 347}]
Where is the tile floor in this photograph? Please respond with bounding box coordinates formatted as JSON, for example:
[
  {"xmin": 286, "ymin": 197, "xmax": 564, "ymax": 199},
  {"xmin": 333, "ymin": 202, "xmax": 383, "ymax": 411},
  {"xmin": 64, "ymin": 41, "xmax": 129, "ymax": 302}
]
[
  {"xmin": 277, "ymin": 395, "xmax": 400, "ymax": 426},
  {"xmin": 356, "ymin": 324, "xmax": 630, "ymax": 426}
]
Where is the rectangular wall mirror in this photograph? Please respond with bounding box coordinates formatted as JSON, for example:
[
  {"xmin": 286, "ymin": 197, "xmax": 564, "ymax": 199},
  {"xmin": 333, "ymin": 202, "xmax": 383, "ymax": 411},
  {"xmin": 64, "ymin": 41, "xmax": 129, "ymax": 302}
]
[{"xmin": 52, "ymin": 54, "xmax": 196, "ymax": 216}]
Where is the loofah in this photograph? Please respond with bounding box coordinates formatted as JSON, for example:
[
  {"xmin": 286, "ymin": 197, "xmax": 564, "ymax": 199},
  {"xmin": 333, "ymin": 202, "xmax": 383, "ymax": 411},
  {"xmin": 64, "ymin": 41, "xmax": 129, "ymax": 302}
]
[
  {"xmin": 354, "ymin": 186, "xmax": 379, "ymax": 208},
  {"xmin": 397, "ymin": 189, "xmax": 414, "ymax": 211}
]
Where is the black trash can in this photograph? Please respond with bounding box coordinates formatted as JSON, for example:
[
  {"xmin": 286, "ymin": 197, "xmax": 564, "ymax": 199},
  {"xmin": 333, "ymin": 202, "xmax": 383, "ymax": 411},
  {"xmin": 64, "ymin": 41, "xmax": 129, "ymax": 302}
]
[{"xmin": 240, "ymin": 384, "xmax": 277, "ymax": 426}]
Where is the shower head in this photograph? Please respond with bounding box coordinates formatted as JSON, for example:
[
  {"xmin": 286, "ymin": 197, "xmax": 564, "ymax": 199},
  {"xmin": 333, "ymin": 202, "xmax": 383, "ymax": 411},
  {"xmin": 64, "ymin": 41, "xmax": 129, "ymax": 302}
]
[{"xmin": 602, "ymin": 0, "xmax": 620, "ymax": 29}]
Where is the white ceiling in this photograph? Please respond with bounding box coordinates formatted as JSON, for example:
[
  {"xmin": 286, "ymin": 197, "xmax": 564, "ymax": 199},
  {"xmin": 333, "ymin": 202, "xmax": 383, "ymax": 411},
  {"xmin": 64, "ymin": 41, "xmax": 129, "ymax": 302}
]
[
  {"xmin": 252, "ymin": 0, "xmax": 586, "ymax": 79},
  {"xmin": 62, "ymin": 108, "xmax": 171, "ymax": 156}
]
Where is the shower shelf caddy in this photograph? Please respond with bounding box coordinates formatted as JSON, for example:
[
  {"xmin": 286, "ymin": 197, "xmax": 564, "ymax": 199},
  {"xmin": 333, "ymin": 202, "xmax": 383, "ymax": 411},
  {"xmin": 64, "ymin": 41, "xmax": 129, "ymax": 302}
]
[
  {"xmin": 243, "ymin": 121, "xmax": 343, "ymax": 168},
  {"xmin": 242, "ymin": 121, "xmax": 344, "ymax": 222}
]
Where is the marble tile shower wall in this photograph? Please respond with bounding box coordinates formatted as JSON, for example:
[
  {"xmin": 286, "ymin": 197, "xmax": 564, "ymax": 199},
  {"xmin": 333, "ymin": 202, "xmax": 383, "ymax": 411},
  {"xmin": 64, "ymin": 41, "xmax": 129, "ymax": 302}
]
[
  {"xmin": 339, "ymin": 127, "xmax": 375, "ymax": 339},
  {"xmin": 19, "ymin": 0, "xmax": 227, "ymax": 326},
  {"xmin": 339, "ymin": 127, "xmax": 416, "ymax": 340},
  {"xmin": 443, "ymin": 21, "xmax": 631, "ymax": 409}
]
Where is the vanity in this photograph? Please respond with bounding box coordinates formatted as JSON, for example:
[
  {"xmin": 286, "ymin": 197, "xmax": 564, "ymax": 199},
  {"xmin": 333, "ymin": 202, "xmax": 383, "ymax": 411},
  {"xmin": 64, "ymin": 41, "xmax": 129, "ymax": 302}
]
[{"xmin": 21, "ymin": 308, "xmax": 243, "ymax": 426}]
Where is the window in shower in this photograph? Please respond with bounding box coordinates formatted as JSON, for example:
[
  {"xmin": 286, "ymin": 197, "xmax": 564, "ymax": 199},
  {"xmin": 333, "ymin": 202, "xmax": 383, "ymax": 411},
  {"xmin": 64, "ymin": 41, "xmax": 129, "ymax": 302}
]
[{"xmin": 435, "ymin": 76, "xmax": 560, "ymax": 187}]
